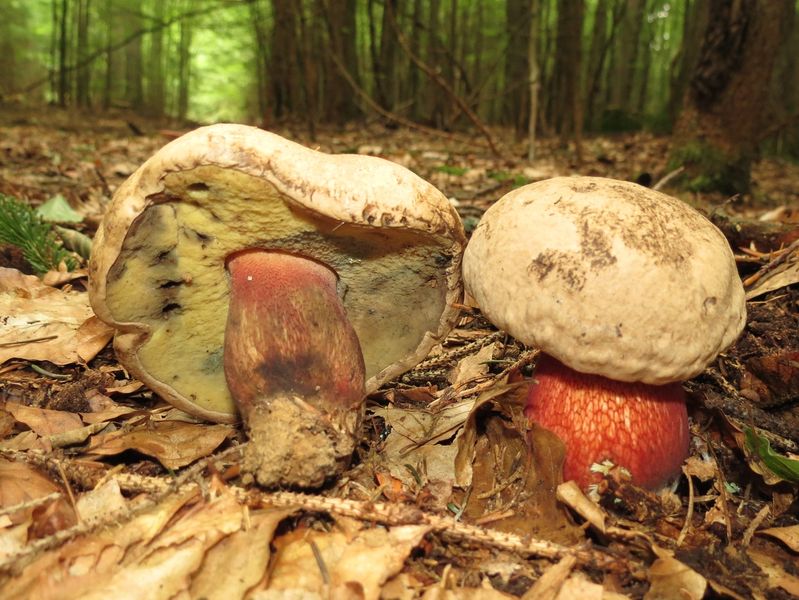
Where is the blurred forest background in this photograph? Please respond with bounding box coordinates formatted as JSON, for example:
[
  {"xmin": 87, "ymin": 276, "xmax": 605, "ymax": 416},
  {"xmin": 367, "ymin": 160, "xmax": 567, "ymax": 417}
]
[{"xmin": 1, "ymin": 0, "xmax": 798, "ymax": 195}]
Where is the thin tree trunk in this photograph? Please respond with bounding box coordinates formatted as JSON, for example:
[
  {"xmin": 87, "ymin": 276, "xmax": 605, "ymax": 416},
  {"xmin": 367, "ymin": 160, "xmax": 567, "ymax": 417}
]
[
  {"xmin": 527, "ymin": 0, "xmax": 541, "ymax": 161},
  {"xmin": 176, "ymin": 5, "xmax": 192, "ymax": 120},
  {"xmin": 75, "ymin": 0, "xmax": 90, "ymax": 108},
  {"xmin": 58, "ymin": 0, "xmax": 69, "ymax": 106},
  {"xmin": 147, "ymin": 0, "xmax": 166, "ymax": 117}
]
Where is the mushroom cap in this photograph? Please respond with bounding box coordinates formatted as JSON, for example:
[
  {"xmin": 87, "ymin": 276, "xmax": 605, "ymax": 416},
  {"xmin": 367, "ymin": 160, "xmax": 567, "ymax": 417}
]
[
  {"xmin": 463, "ymin": 176, "xmax": 746, "ymax": 384},
  {"xmin": 89, "ymin": 124, "xmax": 465, "ymax": 422}
]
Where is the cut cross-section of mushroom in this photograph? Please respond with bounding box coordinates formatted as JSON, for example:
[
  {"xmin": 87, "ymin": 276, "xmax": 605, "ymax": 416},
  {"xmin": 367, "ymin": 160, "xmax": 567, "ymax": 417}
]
[{"xmin": 89, "ymin": 124, "xmax": 465, "ymax": 487}]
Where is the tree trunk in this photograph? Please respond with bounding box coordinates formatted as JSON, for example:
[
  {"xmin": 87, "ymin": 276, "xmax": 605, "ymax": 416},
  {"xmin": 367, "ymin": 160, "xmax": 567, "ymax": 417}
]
[
  {"xmin": 552, "ymin": 0, "xmax": 584, "ymax": 159},
  {"xmin": 320, "ymin": 0, "xmax": 359, "ymax": 124},
  {"xmin": 671, "ymin": 0, "xmax": 794, "ymax": 194},
  {"xmin": 124, "ymin": 0, "xmax": 144, "ymax": 110},
  {"xmin": 608, "ymin": 0, "xmax": 644, "ymax": 113},
  {"xmin": 667, "ymin": 0, "xmax": 708, "ymax": 125},
  {"xmin": 146, "ymin": 0, "xmax": 166, "ymax": 117},
  {"xmin": 57, "ymin": 0, "xmax": 70, "ymax": 107},
  {"xmin": 102, "ymin": 0, "xmax": 114, "ymax": 109},
  {"xmin": 270, "ymin": 0, "xmax": 300, "ymax": 119},
  {"xmin": 527, "ymin": 0, "xmax": 541, "ymax": 161},
  {"xmin": 250, "ymin": 0, "xmax": 270, "ymax": 125},
  {"xmin": 503, "ymin": 0, "xmax": 530, "ymax": 134},
  {"xmin": 176, "ymin": 5, "xmax": 192, "ymax": 120},
  {"xmin": 75, "ymin": 0, "xmax": 90, "ymax": 108}
]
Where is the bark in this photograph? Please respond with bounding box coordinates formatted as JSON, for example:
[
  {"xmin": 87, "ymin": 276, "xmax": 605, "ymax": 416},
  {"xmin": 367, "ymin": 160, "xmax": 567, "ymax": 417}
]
[
  {"xmin": 146, "ymin": 0, "xmax": 166, "ymax": 117},
  {"xmin": 608, "ymin": 0, "xmax": 644, "ymax": 112},
  {"xmin": 320, "ymin": 0, "xmax": 359, "ymax": 123},
  {"xmin": 270, "ymin": 0, "xmax": 301, "ymax": 119},
  {"xmin": 176, "ymin": 4, "xmax": 192, "ymax": 120},
  {"xmin": 57, "ymin": 0, "xmax": 69, "ymax": 106},
  {"xmin": 503, "ymin": 0, "xmax": 531, "ymax": 133},
  {"xmin": 552, "ymin": 0, "xmax": 584, "ymax": 159},
  {"xmin": 671, "ymin": 0, "xmax": 794, "ymax": 194},
  {"xmin": 124, "ymin": 0, "xmax": 143, "ymax": 110},
  {"xmin": 527, "ymin": 0, "xmax": 541, "ymax": 161},
  {"xmin": 667, "ymin": 0, "xmax": 709, "ymax": 124},
  {"xmin": 250, "ymin": 0, "xmax": 270, "ymax": 125},
  {"xmin": 75, "ymin": 0, "xmax": 91, "ymax": 108}
]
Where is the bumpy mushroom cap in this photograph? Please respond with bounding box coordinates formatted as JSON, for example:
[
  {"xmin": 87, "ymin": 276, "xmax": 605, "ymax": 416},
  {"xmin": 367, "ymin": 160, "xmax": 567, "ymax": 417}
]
[
  {"xmin": 463, "ymin": 176, "xmax": 746, "ymax": 384},
  {"xmin": 89, "ymin": 124, "xmax": 465, "ymax": 423}
]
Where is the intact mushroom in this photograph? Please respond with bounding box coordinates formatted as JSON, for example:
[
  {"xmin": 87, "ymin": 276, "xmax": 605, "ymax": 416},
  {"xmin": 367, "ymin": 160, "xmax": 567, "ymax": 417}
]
[
  {"xmin": 89, "ymin": 124, "xmax": 465, "ymax": 487},
  {"xmin": 463, "ymin": 177, "xmax": 745, "ymax": 489}
]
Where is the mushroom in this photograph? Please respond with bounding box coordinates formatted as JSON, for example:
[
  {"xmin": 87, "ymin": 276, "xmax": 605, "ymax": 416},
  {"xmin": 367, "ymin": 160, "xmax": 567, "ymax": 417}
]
[
  {"xmin": 89, "ymin": 124, "xmax": 465, "ymax": 487},
  {"xmin": 462, "ymin": 177, "xmax": 746, "ymax": 489}
]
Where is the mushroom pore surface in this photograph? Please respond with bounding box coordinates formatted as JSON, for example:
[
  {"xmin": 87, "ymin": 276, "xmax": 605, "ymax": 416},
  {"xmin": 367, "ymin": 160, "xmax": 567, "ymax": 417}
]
[{"xmin": 90, "ymin": 125, "xmax": 465, "ymax": 422}]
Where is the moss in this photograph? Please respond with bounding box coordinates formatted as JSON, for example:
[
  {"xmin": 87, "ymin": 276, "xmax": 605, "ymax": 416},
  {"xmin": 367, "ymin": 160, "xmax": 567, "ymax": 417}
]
[{"xmin": 669, "ymin": 141, "xmax": 750, "ymax": 195}]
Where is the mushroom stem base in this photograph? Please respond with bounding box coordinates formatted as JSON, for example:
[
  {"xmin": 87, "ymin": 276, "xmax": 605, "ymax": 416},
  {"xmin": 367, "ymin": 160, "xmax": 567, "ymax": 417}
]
[
  {"xmin": 244, "ymin": 396, "xmax": 359, "ymax": 488},
  {"xmin": 224, "ymin": 250, "xmax": 366, "ymax": 488}
]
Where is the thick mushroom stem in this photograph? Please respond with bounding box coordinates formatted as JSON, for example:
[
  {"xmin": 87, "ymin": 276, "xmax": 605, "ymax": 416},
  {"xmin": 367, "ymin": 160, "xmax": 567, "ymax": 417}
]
[
  {"xmin": 525, "ymin": 355, "xmax": 689, "ymax": 490},
  {"xmin": 224, "ymin": 250, "xmax": 366, "ymax": 488}
]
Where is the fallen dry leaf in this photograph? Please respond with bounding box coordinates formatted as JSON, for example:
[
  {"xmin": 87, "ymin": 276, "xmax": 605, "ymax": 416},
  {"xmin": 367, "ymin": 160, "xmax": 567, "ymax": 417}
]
[
  {"xmin": 85, "ymin": 421, "xmax": 233, "ymax": 469},
  {"xmin": 0, "ymin": 458, "xmax": 76, "ymax": 533},
  {"xmin": 265, "ymin": 521, "xmax": 431, "ymax": 600},
  {"xmin": 521, "ymin": 554, "xmax": 576, "ymax": 600},
  {"xmin": 75, "ymin": 478, "xmax": 127, "ymax": 522},
  {"xmin": 0, "ymin": 268, "xmax": 113, "ymax": 365},
  {"xmin": 2, "ymin": 488, "xmax": 292, "ymax": 600},
  {"xmin": 644, "ymin": 555, "xmax": 707, "ymax": 600},
  {"xmin": 757, "ymin": 525, "xmax": 799, "ymax": 552},
  {"xmin": 4, "ymin": 401, "xmax": 83, "ymax": 437},
  {"xmin": 448, "ymin": 342, "xmax": 495, "ymax": 388}
]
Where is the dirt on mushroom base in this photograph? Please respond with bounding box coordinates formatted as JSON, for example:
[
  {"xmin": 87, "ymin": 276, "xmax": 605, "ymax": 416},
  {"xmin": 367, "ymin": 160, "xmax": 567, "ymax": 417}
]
[{"xmin": 1, "ymin": 115, "xmax": 798, "ymax": 599}]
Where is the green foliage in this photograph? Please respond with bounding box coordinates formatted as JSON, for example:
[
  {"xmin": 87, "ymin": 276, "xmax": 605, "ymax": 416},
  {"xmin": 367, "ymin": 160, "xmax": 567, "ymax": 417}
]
[
  {"xmin": 435, "ymin": 165, "xmax": 469, "ymax": 176},
  {"xmin": 745, "ymin": 428, "xmax": 799, "ymax": 483},
  {"xmin": 488, "ymin": 171, "xmax": 530, "ymax": 188},
  {"xmin": 0, "ymin": 194, "xmax": 77, "ymax": 274}
]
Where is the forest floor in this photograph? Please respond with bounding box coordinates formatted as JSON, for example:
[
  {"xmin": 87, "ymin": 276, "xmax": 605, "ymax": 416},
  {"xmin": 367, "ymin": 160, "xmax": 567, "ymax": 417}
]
[{"xmin": 0, "ymin": 107, "xmax": 798, "ymax": 599}]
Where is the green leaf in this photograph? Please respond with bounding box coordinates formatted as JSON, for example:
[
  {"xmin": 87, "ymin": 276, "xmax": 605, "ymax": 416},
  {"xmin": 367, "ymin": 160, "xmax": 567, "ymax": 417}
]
[
  {"xmin": 744, "ymin": 428, "xmax": 799, "ymax": 483},
  {"xmin": 35, "ymin": 194, "xmax": 84, "ymax": 223}
]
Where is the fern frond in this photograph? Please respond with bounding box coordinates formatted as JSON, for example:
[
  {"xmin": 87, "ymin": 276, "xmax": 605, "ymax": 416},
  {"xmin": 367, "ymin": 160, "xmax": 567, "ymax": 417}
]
[{"xmin": 0, "ymin": 194, "xmax": 78, "ymax": 275}]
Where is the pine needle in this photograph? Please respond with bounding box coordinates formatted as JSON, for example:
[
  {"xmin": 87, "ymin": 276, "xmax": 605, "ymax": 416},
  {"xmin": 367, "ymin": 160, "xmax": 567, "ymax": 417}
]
[{"xmin": 0, "ymin": 194, "xmax": 78, "ymax": 275}]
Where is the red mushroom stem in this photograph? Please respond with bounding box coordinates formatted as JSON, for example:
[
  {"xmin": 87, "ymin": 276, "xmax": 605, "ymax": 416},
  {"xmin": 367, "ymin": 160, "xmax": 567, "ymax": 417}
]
[
  {"xmin": 525, "ymin": 354, "xmax": 689, "ymax": 490},
  {"xmin": 224, "ymin": 250, "xmax": 365, "ymax": 487}
]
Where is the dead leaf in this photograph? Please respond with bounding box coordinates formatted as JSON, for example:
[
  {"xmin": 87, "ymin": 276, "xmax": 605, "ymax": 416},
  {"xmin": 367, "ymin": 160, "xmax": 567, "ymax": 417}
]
[
  {"xmin": 266, "ymin": 523, "xmax": 431, "ymax": 600},
  {"xmin": 0, "ymin": 268, "xmax": 113, "ymax": 365},
  {"xmin": 521, "ymin": 554, "xmax": 576, "ymax": 600},
  {"xmin": 86, "ymin": 421, "xmax": 232, "ymax": 469},
  {"xmin": 758, "ymin": 525, "xmax": 799, "ymax": 552},
  {"xmin": 2, "ymin": 489, "xmax": 291, "ymax": 600},
  {"xmin": 449, "ymin": 343, "xmax": 495, "ymax": 387},
  {"xmin": 644, "ymin": 556, "xmax": 707, "ymax": 600},
  {"xmin": 453, "ymin": 382, "xmax": 582, "ymax": 544},
  {"xmin": 75, "ymin": 478, "xmax": 127, "ymax": 522},
  {"xmin": 372, "ymin": 398, "xmax": 475, "ymax": 490},
  {"xmin": 745, "ymin": 248, "xmax": 799, "ymax": 299},
  {"xmin": 556, "ymin": 481, "xmax": 606, "ymax": 534},
  {"xmin": 4, "ymin": 401, "xmax": 83, "ymax": 437},
  {"xmin": 0, "ymin": 458, "xmax": 76, "ymax": 532}
]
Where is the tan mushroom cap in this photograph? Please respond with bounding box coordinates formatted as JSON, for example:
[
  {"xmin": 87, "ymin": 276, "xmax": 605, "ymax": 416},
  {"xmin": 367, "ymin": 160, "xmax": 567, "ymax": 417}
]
[
  {"xmin": 89, "ymin": 124, "xmax": 465, "ymax": 423},
  {"xmin": 463, "ymin": 176, "xmax": 746, "ymax": 384}
]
